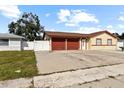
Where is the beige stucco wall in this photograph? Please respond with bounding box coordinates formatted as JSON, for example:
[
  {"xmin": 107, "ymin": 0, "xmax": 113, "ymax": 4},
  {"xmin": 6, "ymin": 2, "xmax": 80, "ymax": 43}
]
[{"xmin": 88, "ymin": 33, "xmax": 117, "ymax": 50}]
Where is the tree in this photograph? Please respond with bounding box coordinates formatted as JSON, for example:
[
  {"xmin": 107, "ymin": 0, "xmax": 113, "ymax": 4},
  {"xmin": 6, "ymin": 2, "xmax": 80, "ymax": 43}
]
[
  {"xmin": 119, "ymin": 32, "xmax": 124, "ymax": 39},
  {"xmin": 8, "ymin": 12, "xmax": 44, "ymax": 41},
  {"xmin": 121, "ymin": 32, "xmax": 124, "ymax": 37},
  {"xmin": 113, "ymin": 32, "xmax": 120, "ymax": 37}
]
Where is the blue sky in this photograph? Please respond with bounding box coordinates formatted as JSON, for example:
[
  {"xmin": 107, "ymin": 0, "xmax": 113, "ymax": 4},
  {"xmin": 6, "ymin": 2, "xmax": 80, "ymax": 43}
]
[{"xmin": 0, "ymin": 5, "xmax": 124, "ymax": 34}]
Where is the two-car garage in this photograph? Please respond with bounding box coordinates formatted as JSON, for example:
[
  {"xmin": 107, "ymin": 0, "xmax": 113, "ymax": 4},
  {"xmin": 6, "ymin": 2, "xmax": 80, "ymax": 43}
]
[
  {"xmin": 43, "ymin": 31, "xmax": 84, "ymax": 51},
  {"xmin": 52, "ymin": 38, "xmax": 80, "ymax": 50},
  {"xmin": 43, "ymin": 30, "xmax": 118, "ymax": 51}
]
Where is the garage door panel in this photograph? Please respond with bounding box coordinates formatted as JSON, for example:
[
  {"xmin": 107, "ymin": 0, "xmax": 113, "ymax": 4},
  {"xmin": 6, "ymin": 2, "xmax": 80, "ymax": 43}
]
[
  {"xmin": 52, "ymin": 38, "xmax": 80, "ymax": 50},
  {"xmin": 52, "ymin": 38, "xmax": 65, "ymax": 50},
  {"xmin": 67, "ymin": 39, "xmax": 79, "ymax": 50}
]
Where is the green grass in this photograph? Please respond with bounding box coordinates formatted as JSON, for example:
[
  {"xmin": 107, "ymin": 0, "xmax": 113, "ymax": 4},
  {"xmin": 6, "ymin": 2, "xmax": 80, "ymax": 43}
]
[{"xmin": 0, "ymin": 51, "xmax": 38, "ymax": 81}]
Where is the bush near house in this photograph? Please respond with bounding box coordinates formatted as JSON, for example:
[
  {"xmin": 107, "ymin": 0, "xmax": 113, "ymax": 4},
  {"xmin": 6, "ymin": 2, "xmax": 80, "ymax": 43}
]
[{"xmin": 0, "ymin": 51, "xmax": 38, "ymax": 81}]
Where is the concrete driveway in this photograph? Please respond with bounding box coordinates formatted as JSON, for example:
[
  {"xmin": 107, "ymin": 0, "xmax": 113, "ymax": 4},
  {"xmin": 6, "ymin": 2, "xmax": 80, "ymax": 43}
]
[{"xmin": 35, "ymin": 50, "xmax": 124, "ymax": 74}]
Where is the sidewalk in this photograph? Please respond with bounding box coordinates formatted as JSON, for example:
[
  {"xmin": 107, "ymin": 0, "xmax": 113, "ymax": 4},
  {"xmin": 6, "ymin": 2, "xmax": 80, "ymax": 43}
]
[
  {"xmin": 33, "ymin": 63, "xmax": 124, "ymax": 88},
  {"xmin": 1, "ymin": 63, "xmax": 124, "ymax": 88},
  {"xmin": 68, "ymin": 75, "xmax": 124, "ymax": 88}
]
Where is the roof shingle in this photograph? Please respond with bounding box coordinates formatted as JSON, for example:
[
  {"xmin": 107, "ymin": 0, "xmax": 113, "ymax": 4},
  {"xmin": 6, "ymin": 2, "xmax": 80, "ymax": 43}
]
[{"xmin": 0, "ymin": 33, "xmax": 24, "ymax": 39}]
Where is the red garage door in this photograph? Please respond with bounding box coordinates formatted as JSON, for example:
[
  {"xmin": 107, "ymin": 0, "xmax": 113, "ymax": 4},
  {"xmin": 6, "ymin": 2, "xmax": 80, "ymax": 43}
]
[
  {"xmin": 52, "ymin": 38, "xmax": 65, "ymax": 50},
  {"xmin": 67, "ymin": 39, "xmax": 79, "ymax": 50}
]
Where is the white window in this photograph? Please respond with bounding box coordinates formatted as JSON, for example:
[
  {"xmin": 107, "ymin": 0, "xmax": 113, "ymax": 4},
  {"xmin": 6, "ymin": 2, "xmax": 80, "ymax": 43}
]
[
  {"xmin": 107, "ymin": 39, "xmax": 112, "ymax": 45},
  {"xmin": 96, "ymin": 38, "xmax": 102, "ymax": 45},
  {"xmin": 0, "ymin": 39, "xmax": 9, "ymax": 46}
]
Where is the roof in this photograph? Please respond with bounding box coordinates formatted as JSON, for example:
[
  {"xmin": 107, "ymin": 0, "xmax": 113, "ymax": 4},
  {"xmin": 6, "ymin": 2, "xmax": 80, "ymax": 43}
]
[
  {"xmin": 44, "ymin": 30, "xmax": 118, "ymax": 39},
  {"xmin": 44, "ymin": 31, "xmax": 87, "ymax": 38},
  {"xmin": 87, "ymin": 30, "xmax": 118, "ymax": 38},
  {"xmin": 0, "ymin": 33, "xmax": 24, "ymax": 39},
  {"xmin": 118, "ymin": 36, "xmax": 124, "ymax": 40}
]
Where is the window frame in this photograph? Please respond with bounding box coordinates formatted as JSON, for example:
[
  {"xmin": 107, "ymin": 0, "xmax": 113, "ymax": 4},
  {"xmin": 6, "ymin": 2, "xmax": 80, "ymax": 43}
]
[
  {"xmin": 107, "ymin": 39, "xmax": 112, "ymax": 46},
  {"xmin": 0, "ymin": 39, "xmax": 9, "ymax": 46},
  {"xmin": 96, "ymin": 38, "xmax": 102, "ymax": 46}
]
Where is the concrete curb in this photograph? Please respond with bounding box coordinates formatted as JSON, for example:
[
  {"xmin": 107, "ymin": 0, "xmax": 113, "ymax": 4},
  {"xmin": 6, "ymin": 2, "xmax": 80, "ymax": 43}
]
[
  {"xmin": 0, "ymin": 64, "xmax": 124, "ymax": 88},
  {"xmin": 33, "ymin": 64, "xmax": 124, "ymax": 88}
]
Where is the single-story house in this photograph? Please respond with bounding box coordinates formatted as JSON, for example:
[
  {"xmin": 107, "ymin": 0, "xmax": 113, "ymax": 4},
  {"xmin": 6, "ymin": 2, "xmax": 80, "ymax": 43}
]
[
  {"xmin": 0, "ymin": 33, "xmax": 23, "ymax": 51},
  {"xmin": 43, "ymin": 30, "xmax": 118, "ymax": 51}
]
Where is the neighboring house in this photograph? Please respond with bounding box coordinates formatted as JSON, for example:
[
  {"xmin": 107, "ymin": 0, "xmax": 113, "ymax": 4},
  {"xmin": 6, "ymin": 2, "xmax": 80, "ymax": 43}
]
[
  {"xmin": 43, "ymin": 30, "xmax": 118, "ymax": 51},
  {"xmin": 0, "ymin": 33, "xmax": 23, "ymax": 51},
  {"xmin": 116, "ymin": 36, "xmax": 124, "ymax": 50}
]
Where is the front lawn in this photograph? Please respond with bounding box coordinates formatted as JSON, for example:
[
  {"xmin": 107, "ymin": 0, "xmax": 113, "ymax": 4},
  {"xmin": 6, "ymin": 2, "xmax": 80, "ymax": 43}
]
[{"xmin": 0, "ymin": 51, "xmax": 38, "ymax": 81}]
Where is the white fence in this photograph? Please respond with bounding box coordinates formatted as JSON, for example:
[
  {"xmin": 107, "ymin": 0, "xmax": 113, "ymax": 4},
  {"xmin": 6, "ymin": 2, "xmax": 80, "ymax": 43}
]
[
  {"xmin": 23, "ymin": 41, "xmax": 50, "ymax": 51},
  {"xmin": 23, "ymin": 41, "xmax": 34, "ymax": 50},
  {"xmin": 34, "ymin": 41, "xmax": 50, "ymax": 51}
]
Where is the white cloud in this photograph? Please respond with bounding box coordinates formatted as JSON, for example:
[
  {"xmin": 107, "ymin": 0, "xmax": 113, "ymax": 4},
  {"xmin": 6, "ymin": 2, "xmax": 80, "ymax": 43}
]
[
  {"xmin": 65, "ymin": 23, "xmax": 78, "ymax": 27},
  {"xmin": 57, "ymin": 9, "xmax": 70, "ymax": 23},
  {"xmin": 78, "ymin": 27, "xmax": 102, "ymax": 33},
  {"xmin": 118, "ymin": 24, "xmax": 124, "ymax": 28},
  {"xmin": 106, "ymin": 25, "xmax": 113, "ymax": 29},
  {"xmin": 0, "ymin": 5, "xmax": 21, "ymax": 19},
  {"xmin": 45, "ymin": 13, "xmax": 50, "ymax": 17},
  {"xmin": 105, "ymin": 25, "xmax": 116, "ymax": 33},
  {"xmin": 118, "ymin": 16, "xmax": 124, "ymax": 21},
  {"xmin": 120, "ymin": 12, "xmax": 124, "ymax": 14},
  {"xmin": 57, "ymin": 9, "xmax": 99, "ymax": 27},
  {"xmin": 106, "ymin": 28, "xmax": 116, "ymax": 33},
  {"xmin": 77, "ymin": 25, "xmax": 116, "ymax": 34}
]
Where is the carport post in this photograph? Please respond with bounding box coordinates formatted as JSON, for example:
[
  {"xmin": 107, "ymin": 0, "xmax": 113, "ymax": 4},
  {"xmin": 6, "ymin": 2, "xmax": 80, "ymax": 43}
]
[
  {"xmin": 65, "ymin": 39, "xmax": 67, "ymax": 50},
  {"xmin": 85, "ymin": 38, "xmax": 88, "ymax": 50},
  {"xmin": 80, "ymin": 38, "xmax": 82, "ymax": 50},
  {"xmin": 49, "ymin": 38, "xmax": 52, "ymax": 51}
]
